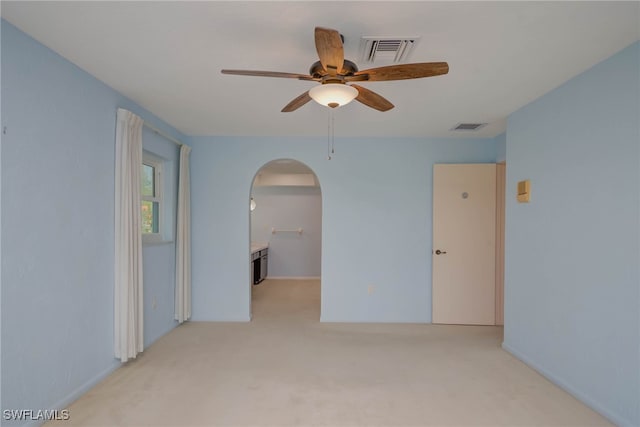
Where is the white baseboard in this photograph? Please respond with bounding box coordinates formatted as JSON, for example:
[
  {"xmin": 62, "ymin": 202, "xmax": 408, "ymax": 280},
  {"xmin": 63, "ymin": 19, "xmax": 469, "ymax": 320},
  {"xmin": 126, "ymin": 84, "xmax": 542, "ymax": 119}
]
[
  {"xmin": 502, "ymin": 342, "xmax": 631, "ymax": 426},
  {"xmin": 265, "ymin": 276, "xmax": 321, "ymax": 280},
  {"xmin": 23, "ymin": 360, "xmax": 121, "ymax": 427}
]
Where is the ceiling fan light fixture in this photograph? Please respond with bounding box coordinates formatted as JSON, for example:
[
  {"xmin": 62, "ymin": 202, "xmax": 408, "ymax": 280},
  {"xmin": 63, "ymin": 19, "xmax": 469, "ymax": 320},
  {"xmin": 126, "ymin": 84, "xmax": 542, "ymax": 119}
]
[{"xmin": 309, "ymin": 83, "xmax": 358, "ymax": 109}]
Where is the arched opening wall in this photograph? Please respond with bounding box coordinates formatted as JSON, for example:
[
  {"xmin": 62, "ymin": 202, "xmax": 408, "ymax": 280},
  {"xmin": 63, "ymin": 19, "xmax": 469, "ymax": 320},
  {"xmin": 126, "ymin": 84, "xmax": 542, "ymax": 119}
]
[
  {"xmin": 249, "ymin": 158, "xmax": 322, "ymax": 318},
  {"xmin": 189, "ymin": 135, "xmax": 498, "ymax": 323}
]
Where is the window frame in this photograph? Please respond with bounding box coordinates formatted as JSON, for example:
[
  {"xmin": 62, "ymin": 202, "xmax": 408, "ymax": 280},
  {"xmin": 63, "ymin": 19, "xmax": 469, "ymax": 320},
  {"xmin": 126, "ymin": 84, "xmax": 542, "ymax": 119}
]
[{"xmin": 141, "ymin": 151, "xmax": 164, "ymax": 244}]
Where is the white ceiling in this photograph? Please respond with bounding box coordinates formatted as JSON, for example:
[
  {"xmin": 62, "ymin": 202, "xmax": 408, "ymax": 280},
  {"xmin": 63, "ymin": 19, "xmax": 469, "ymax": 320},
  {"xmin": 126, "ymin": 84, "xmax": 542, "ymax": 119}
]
[{"xmin": 2, "ymin": 1, "xmax": 639, "ymax": 139}]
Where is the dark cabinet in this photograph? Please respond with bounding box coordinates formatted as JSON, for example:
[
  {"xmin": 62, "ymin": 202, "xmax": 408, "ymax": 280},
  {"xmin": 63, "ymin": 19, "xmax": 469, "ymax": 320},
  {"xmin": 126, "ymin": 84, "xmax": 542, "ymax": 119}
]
[
  {"xmin": 252, "ymin": 257, "xmax": 260, "ymax": 284},
  {"xmin": 251, "ymin": 248, "xmax": 268, "ymax": 285},
  {"xmin": 259, "ymin": 250, "xmax": 268, "ymax": 282}
]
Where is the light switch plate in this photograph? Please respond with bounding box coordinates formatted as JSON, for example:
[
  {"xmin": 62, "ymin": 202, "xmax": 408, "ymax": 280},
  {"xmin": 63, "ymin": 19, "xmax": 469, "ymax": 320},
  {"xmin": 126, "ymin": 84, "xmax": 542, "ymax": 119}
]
[{"xmin": 517, "ymin": 179, "xmax": 530, "ymax": 203}]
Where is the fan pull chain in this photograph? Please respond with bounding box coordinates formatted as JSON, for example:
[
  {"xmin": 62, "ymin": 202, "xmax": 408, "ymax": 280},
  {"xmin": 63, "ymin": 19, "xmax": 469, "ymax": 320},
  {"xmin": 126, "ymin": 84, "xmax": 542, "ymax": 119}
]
[
  {"xmin": 331, "ymin": 110, "xmax": 335, "ymax": 155},
  {"xmin": 326, "ymin": 108, "xmax": 336, "ymax": 160},
  {"xmin": 327, "ymin": 109, "xmax": 332, "ymax": 160}
]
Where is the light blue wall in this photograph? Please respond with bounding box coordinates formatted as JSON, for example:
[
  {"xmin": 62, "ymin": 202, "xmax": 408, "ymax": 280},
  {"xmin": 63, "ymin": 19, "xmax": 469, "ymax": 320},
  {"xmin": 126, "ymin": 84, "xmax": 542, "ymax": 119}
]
[
  {"xmin": 251, "ymin": 185, "xmax": 322, "ymax": 278},
  {"xmin": 0, "ymin": 16, "xmax": 3, "ymax": 415},
  {"xmin": 503, "ymin": 41, "xmax": 639, "ymax": 426},
  {"xmin": 190, "ymin": 136, "xmax": 497, "ymax": 322},
  {"xmin": 1, "ymin": 21, "xmax": 185, "ymax": 425}
]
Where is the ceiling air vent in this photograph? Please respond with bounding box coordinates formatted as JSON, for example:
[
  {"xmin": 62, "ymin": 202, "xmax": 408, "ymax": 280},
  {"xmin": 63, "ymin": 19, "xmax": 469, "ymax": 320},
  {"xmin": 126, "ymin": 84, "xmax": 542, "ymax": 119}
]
[
  {"xmin": 360, "ymin": 37, "xmax": 419, "ymax": 63},
  {"xmin": 451, "ymin": 123, "xmax": 488, "ymax": 131}
]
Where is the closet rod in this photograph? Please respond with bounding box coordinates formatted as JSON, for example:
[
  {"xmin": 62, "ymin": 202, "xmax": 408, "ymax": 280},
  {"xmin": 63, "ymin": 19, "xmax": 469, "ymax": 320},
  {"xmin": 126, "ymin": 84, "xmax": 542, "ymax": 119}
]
[
  {"xmin": 143, "ymin": 121, "xmax": 183, "ymax": 147},
  {"xmin": 271, "ymin": 227, "xmax": 303, "ymax": 235}
]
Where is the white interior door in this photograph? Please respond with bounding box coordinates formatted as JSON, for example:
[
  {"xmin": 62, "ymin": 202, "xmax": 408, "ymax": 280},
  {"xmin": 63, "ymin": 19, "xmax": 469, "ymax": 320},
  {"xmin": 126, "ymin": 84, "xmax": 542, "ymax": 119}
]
[{"xmin": 432, "ymin": 164, "xmax": 496, "ymax": 325}]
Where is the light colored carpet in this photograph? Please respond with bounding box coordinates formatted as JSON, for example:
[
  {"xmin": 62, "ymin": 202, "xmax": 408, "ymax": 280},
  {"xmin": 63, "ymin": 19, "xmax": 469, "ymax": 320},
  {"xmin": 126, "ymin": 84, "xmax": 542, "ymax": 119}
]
[{"xmin": 47, "ymin": 279, "xmax": 611, "ymax": 426}]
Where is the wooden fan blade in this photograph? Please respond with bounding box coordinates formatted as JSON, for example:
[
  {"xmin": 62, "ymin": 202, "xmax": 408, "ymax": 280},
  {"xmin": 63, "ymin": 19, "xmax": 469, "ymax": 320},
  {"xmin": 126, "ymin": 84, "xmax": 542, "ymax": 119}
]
[
  {"xmin": 281, "ymin": 91, "xmax": 313, "ymax": 112},
  {"xmin": 351, "ymin": 84, "xmax": 394, "ymax": 112},
  {"xmin": 348, "ymin": 62, "xmax": 449, "ymax": 82},
  {"xmin": 221, "ymin": 69, "xmax": 318, "ymax": 81},
  {"xmin": 314, "ymin": 27, "xmax": 344, "ymax": 77}
]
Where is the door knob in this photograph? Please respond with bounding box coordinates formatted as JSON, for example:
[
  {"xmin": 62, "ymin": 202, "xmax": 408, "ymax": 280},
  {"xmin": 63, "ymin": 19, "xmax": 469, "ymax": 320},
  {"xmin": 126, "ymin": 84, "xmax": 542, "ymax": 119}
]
[{"xmin": 435, "ymin": 249, "xmax": 447, "ymax": 255}]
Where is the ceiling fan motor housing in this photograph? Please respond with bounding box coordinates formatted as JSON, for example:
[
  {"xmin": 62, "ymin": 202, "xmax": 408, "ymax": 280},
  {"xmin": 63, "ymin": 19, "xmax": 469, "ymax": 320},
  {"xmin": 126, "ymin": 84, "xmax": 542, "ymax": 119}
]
[{"xmin": 309, "ymin": 59, "xmax": 359, "ymax": 80}]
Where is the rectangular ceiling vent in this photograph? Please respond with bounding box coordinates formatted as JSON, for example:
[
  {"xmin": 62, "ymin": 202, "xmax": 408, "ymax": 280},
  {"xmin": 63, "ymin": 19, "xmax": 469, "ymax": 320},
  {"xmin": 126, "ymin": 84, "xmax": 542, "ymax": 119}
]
[
  {"xmin": 360, "ymin": 37, "xmax": 419, "ymax": 63},
  {"xmin": 451, "ymin": 123, "xmax": 488, "ymax": 131}
]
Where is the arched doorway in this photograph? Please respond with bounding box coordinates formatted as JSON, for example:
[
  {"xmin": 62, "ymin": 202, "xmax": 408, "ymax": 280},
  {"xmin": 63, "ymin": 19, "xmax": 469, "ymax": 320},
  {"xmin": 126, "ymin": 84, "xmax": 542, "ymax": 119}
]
[{"xmin": 249, "ymin": 159, "xmax": 322, "ymax": 320}]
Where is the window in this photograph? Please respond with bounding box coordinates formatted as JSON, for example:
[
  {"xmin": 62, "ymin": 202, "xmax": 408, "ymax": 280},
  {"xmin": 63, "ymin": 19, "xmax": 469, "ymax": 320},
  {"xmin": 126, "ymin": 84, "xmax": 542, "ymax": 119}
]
[{"xmin": 141, "ymin": 152, "xmax": 163, "ymax": 242}]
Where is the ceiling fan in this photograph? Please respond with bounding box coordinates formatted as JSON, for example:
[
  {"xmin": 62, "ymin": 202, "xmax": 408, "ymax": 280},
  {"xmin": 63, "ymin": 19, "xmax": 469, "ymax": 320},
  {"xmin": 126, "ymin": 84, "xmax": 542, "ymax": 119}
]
[{"xmin": 221, "ymin": 27, "xmax": 449, "ymax": 112}]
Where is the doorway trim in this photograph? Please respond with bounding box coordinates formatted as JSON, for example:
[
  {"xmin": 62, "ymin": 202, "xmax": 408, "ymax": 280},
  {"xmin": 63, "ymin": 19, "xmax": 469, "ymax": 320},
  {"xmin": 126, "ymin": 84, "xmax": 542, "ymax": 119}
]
[{"xmin": 495, "ymin": 161, "xmax": 506, "ymax": 326}]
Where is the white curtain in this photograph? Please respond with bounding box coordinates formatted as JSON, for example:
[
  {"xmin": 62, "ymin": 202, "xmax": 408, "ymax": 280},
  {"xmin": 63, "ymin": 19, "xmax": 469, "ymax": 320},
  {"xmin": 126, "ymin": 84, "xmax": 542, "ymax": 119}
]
[
  {"xmin": 175, "ymin": 144, "xmax": 192, "ymax": 323},
  {"xmin": 114, "ymin": 108, "xmax": 144, "ymax": 362}
]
